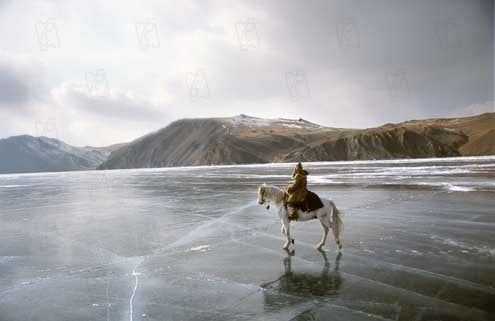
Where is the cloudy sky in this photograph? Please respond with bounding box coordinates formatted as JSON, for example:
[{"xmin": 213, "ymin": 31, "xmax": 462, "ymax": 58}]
[{"xmin": 0, "ymin": 0, "xmax": 493, "ymax": 146}]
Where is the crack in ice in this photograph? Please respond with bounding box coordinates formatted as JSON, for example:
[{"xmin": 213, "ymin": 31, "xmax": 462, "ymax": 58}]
[{"xmin": 129, "ymin": 267, "xmax": 141, "ymax": 321}]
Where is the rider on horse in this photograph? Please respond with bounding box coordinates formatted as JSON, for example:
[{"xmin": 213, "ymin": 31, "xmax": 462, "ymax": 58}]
[{"xmin": 285, "ymin": 162, "xmax": 309, "ymax": 221}]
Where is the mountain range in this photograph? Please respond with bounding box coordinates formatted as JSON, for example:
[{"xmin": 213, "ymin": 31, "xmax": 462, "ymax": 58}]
[
  {"xmin": 0, "ymin": 136, "xmax": 122, "ymax": 174},
  {"xmin": 99, "ymin": 113, "xmax": 494, "ymax": 169},
  {"xmin": 0, "ymin": 113, "xmax": 493, "ymax": 174}
]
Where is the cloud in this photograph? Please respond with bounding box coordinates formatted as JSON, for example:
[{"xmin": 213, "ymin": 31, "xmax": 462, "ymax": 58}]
[
  {"xmin": 51, "ymin": 81, "xmax": 167, "ymax": 123},
  {"xmin": 451, "ymin": 101, "xmax": 494, "ymax": 117},
  {"xmin": 0, "ymin": 52, "xmax": 170, "ymax": 146},
  {"xmin": 0, "ymin": 52, "xmax": 47, "ymax": 107}
]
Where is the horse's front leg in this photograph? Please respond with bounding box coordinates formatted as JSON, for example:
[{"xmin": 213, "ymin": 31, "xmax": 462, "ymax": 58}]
[
  {"xmin": 283, "ymin": 220, "xmax": 291, "ymax": 250},
  {"xmin": 279, "ymin": 207, "xmax": 294, "ymax": 250}
]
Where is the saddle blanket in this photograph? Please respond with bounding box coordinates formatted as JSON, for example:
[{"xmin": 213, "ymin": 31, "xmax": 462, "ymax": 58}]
[{"xmin": 293, "ymin": 190, "xmax": 324, "ymax": 212}]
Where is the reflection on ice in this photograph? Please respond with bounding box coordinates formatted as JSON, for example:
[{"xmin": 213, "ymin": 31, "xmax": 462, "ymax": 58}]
[{"xmin": 262, "ymin": 251, "xmax": 342, "ymax": 303}]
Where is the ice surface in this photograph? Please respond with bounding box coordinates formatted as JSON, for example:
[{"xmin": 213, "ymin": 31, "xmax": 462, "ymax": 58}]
[{"xmin": 0, "ymin": 157, "xmax": 494, "ymax": 321}]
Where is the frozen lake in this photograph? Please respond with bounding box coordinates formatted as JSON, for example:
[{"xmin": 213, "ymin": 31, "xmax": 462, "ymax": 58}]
[{"xmin": 1, "ymin": 156, "xmax": 494, "ymax": 321}]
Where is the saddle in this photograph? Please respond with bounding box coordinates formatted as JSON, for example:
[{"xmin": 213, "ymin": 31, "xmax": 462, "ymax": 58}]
[{"xmin": 287, "ymin": 190, "xmax": 324, "ymax": 213}]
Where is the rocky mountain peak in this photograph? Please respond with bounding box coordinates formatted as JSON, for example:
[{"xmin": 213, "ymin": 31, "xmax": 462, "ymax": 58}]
[{"xmin": 98, "ymin": 113, "xmax": 494, "ymax": 169}]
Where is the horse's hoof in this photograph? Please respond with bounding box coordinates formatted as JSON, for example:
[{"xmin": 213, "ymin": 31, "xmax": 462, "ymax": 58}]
[
  {"xmin": 291, "ymin": 239, "xmax": 295, "ymax": 244},
  {"xmin": 282, "ymin": 244, "xmax": 290, "ymax": 250},
  {"xmin": 283, "ymin": 248, "xmax": 295, "ymax": 256}
]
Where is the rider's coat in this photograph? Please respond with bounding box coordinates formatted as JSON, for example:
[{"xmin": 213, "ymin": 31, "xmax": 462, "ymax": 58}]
[{"xmin": 285, "ymin": 162, "xmax": 308, "ymax": 204}]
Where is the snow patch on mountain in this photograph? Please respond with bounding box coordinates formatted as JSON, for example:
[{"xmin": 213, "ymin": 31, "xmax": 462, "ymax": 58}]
[{"xmin": 226, "ymin": 114, "xmax": 324, "ymax": 129}]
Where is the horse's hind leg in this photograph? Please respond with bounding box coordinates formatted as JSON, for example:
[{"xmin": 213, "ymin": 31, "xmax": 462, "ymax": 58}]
[
  {"xmin": 316, "ymin": 219, "xmax": 329, "ymax": 250},
  {"xmin": 330, "ymin": 204, "xmax": 343, "ymax": 250},
  {"xmin": 317, "ymin": 207, "xmax": 333, "ymax": 250}
]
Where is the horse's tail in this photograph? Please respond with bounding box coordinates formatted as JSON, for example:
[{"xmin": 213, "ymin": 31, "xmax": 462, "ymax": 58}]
[{"xmin": 331, "ymin": 202, "xmax": 343, "ymax": 249}]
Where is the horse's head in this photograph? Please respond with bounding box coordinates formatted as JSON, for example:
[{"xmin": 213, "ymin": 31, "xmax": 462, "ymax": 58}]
[
  {"xmin": 257, "ymin": 184, "xmax": 270, "ymax": 209},
  {"xmin": 257, "ymin": 185, "xmax": 266, "ymax": 205}
]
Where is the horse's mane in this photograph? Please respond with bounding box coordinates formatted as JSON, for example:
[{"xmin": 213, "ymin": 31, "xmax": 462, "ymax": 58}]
[{"xmin": 262, "ymin": 185, "xmax": 285, "ymax": 203}]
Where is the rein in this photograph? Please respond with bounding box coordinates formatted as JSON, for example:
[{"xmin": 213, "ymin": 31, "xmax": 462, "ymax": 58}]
[{"xmin": 262, "ymin": 186, "xmax": 285, "ymax": 210}]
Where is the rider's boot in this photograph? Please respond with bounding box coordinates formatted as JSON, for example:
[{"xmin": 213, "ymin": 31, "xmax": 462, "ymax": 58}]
[{"xmin": 287, "ymin": 206, "xmax": 298, "ymax": 221}]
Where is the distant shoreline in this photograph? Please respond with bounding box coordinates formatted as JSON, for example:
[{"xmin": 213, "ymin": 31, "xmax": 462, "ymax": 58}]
[{"xmin": 1, "ymin": 155, "xmax": 494, "ymax": 176}]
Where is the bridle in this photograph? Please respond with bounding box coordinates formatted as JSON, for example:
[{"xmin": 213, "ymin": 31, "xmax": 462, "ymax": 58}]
[{"xmin": 259, "ymin": 186, "xmax": 270, "ymax": 210}]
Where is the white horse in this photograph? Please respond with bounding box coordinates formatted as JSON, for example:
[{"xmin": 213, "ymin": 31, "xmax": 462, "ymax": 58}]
[{"xmin": 257, "ymin": 185, "xmax": 343, "ymax": 251}]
